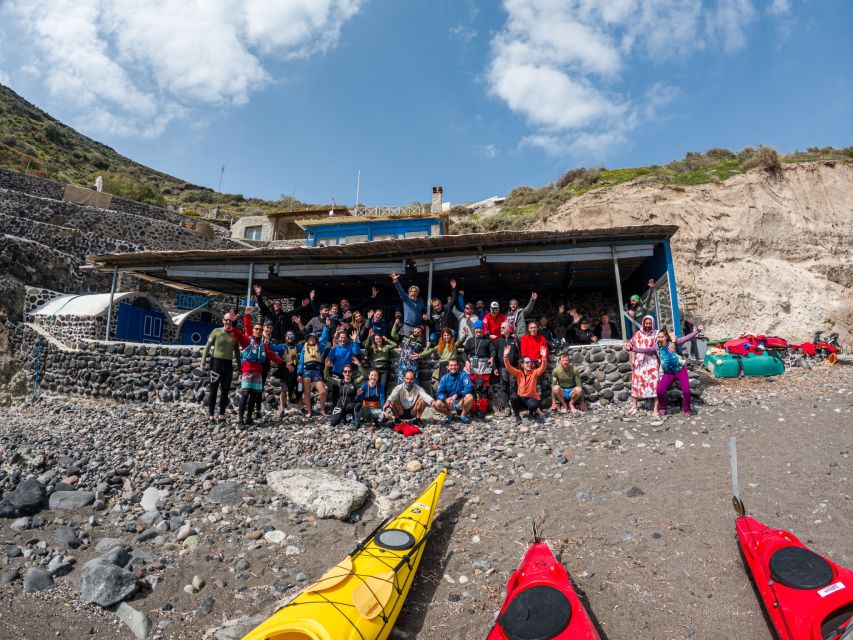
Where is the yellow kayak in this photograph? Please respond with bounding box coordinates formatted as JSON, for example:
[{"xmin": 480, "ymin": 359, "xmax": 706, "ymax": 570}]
[{"xmin": 242, "ymin": 469, "xmax": 447, "ymax": 640}]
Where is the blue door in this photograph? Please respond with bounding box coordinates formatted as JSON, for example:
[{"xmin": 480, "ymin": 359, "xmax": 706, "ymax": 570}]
[
  {"xmin": 115, "ymin": 304, "xmax": 165, "ymax": 344},
  {"xmin": 181, "ymin": 319, "xmax": 217, "ymax": 345}
]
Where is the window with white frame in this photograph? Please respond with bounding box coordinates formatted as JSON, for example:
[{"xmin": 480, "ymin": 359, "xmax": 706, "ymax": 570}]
[{"xmin": 244, "ymin": 226, "xmax": 263, "ymax": 241}]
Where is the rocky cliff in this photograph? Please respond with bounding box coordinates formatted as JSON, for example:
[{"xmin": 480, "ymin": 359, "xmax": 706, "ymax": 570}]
[{"xmin": 533, "ymin": 162, "xmax": 853, "ymax": 343}]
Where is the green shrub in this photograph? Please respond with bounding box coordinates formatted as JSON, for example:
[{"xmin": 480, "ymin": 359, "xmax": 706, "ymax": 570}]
[
  {"xmin": 97, "ymin": 171, "xmax": 166, "ymax": 206},
  {"xmin": 742, "ymin": 145, "xmax": 781, "ymax": 172}
]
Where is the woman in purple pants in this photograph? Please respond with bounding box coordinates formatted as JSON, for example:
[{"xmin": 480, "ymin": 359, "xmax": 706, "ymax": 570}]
[{"xmin": 627, "ymin": 324, "xmax": 702, "ymax": 418}]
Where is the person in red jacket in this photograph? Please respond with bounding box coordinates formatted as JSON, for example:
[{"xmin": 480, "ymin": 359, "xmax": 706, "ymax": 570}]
[
  {"xmin": 520, "ymin": 320, "xmax": 549, "ymax": 365},
  {"xmin": 232, "ymin": 311, "xmax": 283, "ymax": 427},
  {"xmin": 482, "ymin": 301, "xmax": 507, "ymax": 340}
]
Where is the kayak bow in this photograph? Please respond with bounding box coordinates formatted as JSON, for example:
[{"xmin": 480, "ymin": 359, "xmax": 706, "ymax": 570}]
[
  {"xmin": 735, "ymin": 496, "xmax": 853, "ymax": 640},
  {"xmin": 243, "ymin": 469, "xmax": 447, "ymax": 640},
  {"xmin": 487, "ymin": 537, "xmax": 601, "ymax": 640}
]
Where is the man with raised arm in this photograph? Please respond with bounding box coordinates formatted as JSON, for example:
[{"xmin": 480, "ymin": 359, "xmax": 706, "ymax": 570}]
[{"xmin": 389, "ymin": 270, "xmax": 427, "ymax": 337}]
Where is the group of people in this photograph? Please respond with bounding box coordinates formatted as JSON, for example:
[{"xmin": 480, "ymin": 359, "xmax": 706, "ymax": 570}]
[{"xmin": 200, "ymin": 272, "xmax": 697, "ymax": 428}]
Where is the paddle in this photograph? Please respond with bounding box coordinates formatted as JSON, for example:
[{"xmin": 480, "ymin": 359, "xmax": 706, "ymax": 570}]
[
  {"xmin": 352, "ymin": 570, "xmax": 396, "ymax": 620},
  {"xmin": 306, "ymin": 555, "xmax": 353, "ymax": 593}
]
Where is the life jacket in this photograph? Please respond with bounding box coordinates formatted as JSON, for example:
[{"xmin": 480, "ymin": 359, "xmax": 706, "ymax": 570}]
[
  {"xmin": 303, "ymin": 342, "xmax": 322, "ymax": 367},
  {"xmin": 241, "ymin": 340, "xmax": 266, "ymax": 364},
  {"xmin": 361, "ymin": 383, "xmax": 381, "ymax": 408},
  {"xmin": 282, "ymin": 343, "xmax": 300, "ymax": 365}
]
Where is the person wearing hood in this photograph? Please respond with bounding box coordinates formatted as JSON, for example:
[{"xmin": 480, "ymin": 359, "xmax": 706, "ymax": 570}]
[
  {"xmin": 296, "ymin": 325, "xmax": 331, "ymax": 419},
  {"xmin": 624, "ymin": 278, "xmax": 656, "ymax": 336},
  {"xmin": 627, "ymin": 324, "xmax": 703, "ymax": 418},
  {"xmin": 626, "ymin": 314, "xmax": 660, "ymax": 415},
  {"xmin": 266, "ymin": 329, "xmax": 301, "ymax": 414}
]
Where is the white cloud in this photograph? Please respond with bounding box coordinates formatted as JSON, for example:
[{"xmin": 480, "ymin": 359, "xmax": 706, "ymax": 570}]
[
  {"xmin": 449, "ymin": 25, "xmax": 478, "ymax": 45},
  {"xmin": 0, "ymin": 69, "xmax": 9, "ymax": 87},
  {"xmin": 489, "ymin": 0, "xmax": 761, "ymax": 158},
  {"xmin": 477, "ymin": 144, "xmax": 498, "ymax": 158},
  {"xmin": 768, "ymin": 0, "xmax": 791, "ymax": 14},
  {"xmin": 2, "ymin": 0, "xmax": 363, "ymax": 137}
]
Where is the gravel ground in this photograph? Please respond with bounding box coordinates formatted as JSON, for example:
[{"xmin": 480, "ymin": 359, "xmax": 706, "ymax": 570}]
[{"xmin": 0, "ymin": 364, "xmax": 850, "ymax": 640}]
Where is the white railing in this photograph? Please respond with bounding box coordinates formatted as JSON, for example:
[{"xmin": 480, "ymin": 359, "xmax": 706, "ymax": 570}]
[{"xmin": 349, "ymin": 204, "xmax": 426, "ymax": 217}]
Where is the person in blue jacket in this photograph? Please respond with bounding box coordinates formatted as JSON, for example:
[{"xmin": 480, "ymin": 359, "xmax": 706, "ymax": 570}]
[
  {"xmin": 326, "ymin": 327, "xmax": 363, "ymax": 376},
  {"xmin": 355, "ymin": 368, "xmax": 388, "ymax": 426},
  {"xmin": 389, "ymin": 270, "xmax": 426, "ymax": 336},
  {"xmin": 296, "ymin": 324, "xmax": 330, "ymax": 419},
  {"xmin": 434, "ymin": 357, "xmax": 475, "ymax": 424}
]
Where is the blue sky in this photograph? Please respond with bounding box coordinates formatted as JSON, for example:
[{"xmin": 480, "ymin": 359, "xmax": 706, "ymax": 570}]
[{"xmin": 1, "ymin": 0, "xmax": 851, "ymax": 206}]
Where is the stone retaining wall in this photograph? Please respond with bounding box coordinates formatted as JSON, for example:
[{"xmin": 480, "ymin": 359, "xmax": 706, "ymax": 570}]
[{"xmin": 11, "ymin": 324, "xmax": 703, "ymax": 410}]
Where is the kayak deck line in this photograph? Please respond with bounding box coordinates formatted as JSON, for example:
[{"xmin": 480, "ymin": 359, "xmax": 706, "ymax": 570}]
[{"xmin": 241, "ymin": 469, "xmax": 447, "ymax": 640}]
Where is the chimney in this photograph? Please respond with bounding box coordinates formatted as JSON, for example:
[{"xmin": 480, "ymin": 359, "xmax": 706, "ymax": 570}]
[{"xmin": 431, "ymin": 185, "xmax": 443, "ymax": 214}]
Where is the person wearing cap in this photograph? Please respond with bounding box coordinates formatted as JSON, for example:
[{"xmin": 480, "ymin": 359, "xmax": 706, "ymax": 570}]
[
  {"xmin": 461, "ymin": 320, "xmax": 496, "ymax": 416},
  {"xmin": 253, "ymin": 284, "xmax": 314, "ymax": 342},
  {"xmin": 389, "ymin": 270, "xmax": 427, "ymax": 337},
  {"xmin": 624, "ymin": 278, "xmax": 656, "ymax": 337},
  {"xmin": 482, "ymin": 301, "xmax": 507, "ymax": 341},
  {"xmin": 507, "ymin": 292, "xmax": 537, "ymax": 337},
  {"xmin": 568, "ymin": 316, "xmax": 596, "ymax": 345},
  {"xmin": 297, "ymin": 324, "xmax": 331, "ymax": 419},
  {"xmin": 200, "ymin": 312, "xmax": 243, "ymax": 424}
]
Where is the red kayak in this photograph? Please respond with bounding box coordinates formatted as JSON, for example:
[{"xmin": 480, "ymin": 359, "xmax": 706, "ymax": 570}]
[
  {"xmin": 735, "ymin": 498, "xmax": 853, "ymax": 640},
  {"xmin": 487, "ymin": 540, "xmax": 601, "ymax": 640}
]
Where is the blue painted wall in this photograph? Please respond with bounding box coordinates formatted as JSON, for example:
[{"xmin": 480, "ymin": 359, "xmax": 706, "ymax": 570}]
[
  {"xmin": 304, "ymin": 217, "xmax": 444, "ymax": 246},
  {"xmin": 623, "ymin": 241, "xmax": 682, "ymax": 338}
]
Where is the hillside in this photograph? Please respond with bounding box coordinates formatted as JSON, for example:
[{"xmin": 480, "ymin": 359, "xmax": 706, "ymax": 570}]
[
  {"xmin": 530, "ymin": 162, "xmax": 853, "ymax": 343},
  {"xmin": 0, "ymin": 84, "xmax": 320, "ymax": 216}
]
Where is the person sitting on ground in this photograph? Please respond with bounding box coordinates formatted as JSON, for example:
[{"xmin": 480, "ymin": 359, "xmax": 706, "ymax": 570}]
[
  {"xmin": 507, "ymin": 293, "xmax": 537, "ymax": 336},
  {"xmin": 364, "ymin": 332, "xmax": 396, "ymax": 392},
  {"xmin": 392, "ymin": 319, "xmax": 426, "ymax": 384},
  {"xmin": 356, "ymin": 368, "xmax": 387, "ymax": 427},
  {"xmin": 253, "ymin": 284, "xmax": 314, "ymax": 341},
  {"xmin": 494, "ymin": 321, "xmax": 519, "ymax": 413},
  {"xmin": 627, "ymin": 324, "xmax": 702, "ymax": 418},
  {"xmin": 296, "ymin": 326, "xmax": 331, "ymax": 419},
  {"xmin": 520, "ymin": 320, "xmax": 549, "ymax": 364},
  {"xmin": 422, "ymin": 326, "xmax": 459, "ymax": 380},
  {"xmin": 233, "ymin": 319, "xmax": 283, "ymax": 428},
  {"xmin": 504, "ymin": 345, "xmax": 548, "ymax": 424},
  {"xmin": 200, "ymin": 312, "xmax": 242, "ymax": 424},
  {"xmin": 426, "ymin": 278, "xmax": 459, "ymax": 344},
  {"xmin": 624, "ymin": 279, "xmax": 657, "ymax": 334},
  {"xmin": 434, "ymin": 358, "xmax": 475, "ymax": 424},
  {"xmin": 594, "ymin": 312, "xmax": 620, "ymax": 341},
  {"xmin": 568, "ymin": 316, "xmax": 596, "ymax": 345},
  {"xmin": 390, "ymin": 270, "xmax": 427, "ymax": 337},
  {"xmin": 384, "ymin": 369, "xmax": 441, "ymax": 426},
  {"xmin": 538, "ymin": 315, "xmax": 558, "ymax": 346},
  {"xmin": 324, "ymin": 357, "xmax": 366, "ymax": 427},
  {"xmin": 551, "ymin": 352, "xmax": 585, "ymax": 415},
  {"xmin": 482, "ymin": 301, "xmax": 507, "ymax": 340},
  {"xmin": 461, "ymin": 320, "xmax": 496, "ymax": 416}
]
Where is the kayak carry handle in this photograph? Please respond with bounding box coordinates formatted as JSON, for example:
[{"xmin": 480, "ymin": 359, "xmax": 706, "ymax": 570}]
[{"xmin": 733, "ymin": 496, "xmax": 746, "ymax": 517}]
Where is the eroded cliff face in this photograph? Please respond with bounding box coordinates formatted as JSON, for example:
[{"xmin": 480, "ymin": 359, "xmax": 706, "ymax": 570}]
[{"xmin": 535, "ymin": 162, "xmax": 853, "ymax": 343}]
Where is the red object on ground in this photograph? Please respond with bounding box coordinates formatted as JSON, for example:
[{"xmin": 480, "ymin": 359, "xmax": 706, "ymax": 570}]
[
  {"xmin": 487, "ymin": 541, "xmax": 601, "ymax": 640},
  {"xmin": 393, "ymin": 422, "xmax": 421, "ymax": 437},
  {"xmin": 736, "ymin": 514, "xmax": 853, "ymax": 640}
]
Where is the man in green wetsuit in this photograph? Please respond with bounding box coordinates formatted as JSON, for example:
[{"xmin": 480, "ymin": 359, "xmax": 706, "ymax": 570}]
[{"xmin": 201, "ymin": 312, "xmax": 242, "ymax": 423}]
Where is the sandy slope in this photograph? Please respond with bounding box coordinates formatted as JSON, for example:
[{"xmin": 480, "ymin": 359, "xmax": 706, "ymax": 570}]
[{"xmin": 534, "ymin": 162, "xmax": 853, "ymax": 343}]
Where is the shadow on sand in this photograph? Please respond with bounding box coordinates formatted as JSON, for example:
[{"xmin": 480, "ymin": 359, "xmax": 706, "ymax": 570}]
[
  {"xmin": 394, "ymin": 496, "xmax": 466, "ymax": 637},
  {"xmin": 554, "ymin": 545, "xmax": 611, "ymax": 640}
]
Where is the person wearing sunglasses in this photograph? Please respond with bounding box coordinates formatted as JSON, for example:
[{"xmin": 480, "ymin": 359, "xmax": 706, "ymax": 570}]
[
  {"xmin": 200, "ymin": 313, "xmax": 243, "ymax": 424},
  {"xmin": 231, "ymin": 314, "xmax": 284, "ymax": 428},
  {"xmin": 504, "ymin": 345, "xmax": 548, "ymax": 424}
]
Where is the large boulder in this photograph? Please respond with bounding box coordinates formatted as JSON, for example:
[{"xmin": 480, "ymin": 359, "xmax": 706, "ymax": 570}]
[
  {"xmin": 49, "ymin": 490, "xmax": 95, "ymax": 510},
  {"xmin": 80, "ymin": 558, "xmax": 137, "ymax": 607},
  {"xmin": 267, "ymin": 469, "xmax": 369, "ymax": 520},
  {"xmin": 23, "ymin": 567, "xmax": 53, "ymax": 593},
  {"xmin": 0, "ymin": 478, "xmax": 47, "ymax": 518}
]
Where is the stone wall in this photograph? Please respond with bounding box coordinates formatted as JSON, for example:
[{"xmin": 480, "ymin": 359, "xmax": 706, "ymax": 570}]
[{"xmin": 10, "ymin": 323, "xmax": 703, "ymax": 410}]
